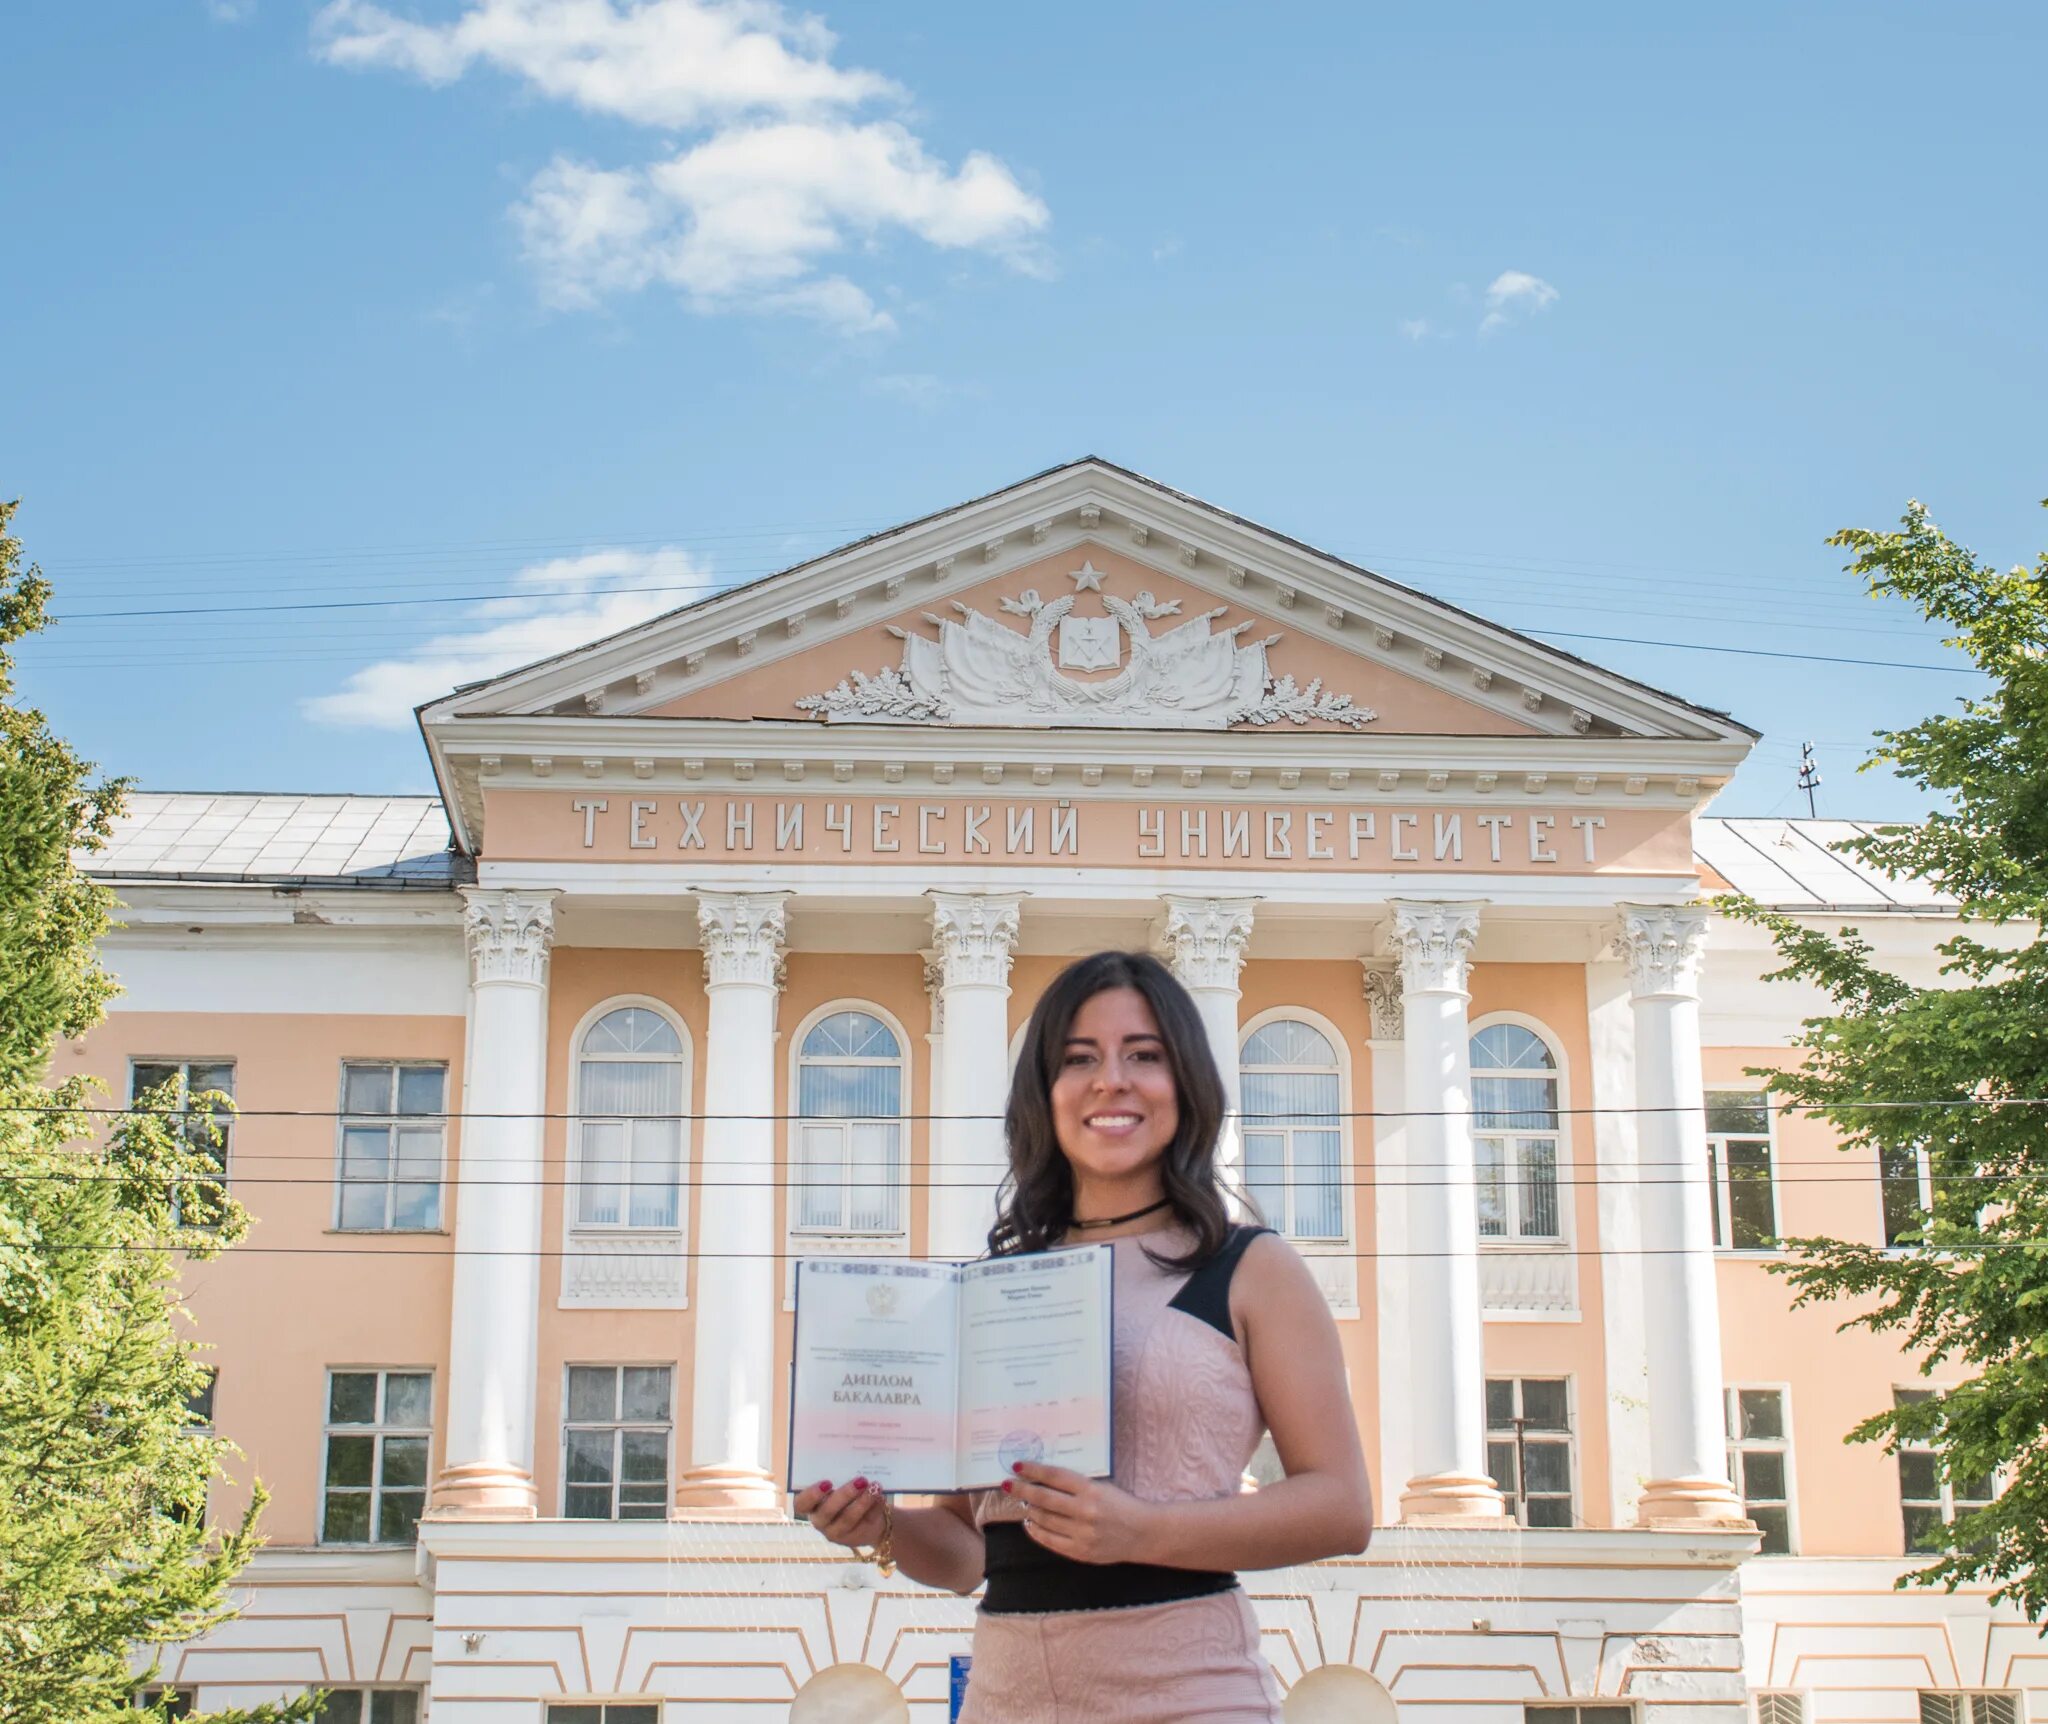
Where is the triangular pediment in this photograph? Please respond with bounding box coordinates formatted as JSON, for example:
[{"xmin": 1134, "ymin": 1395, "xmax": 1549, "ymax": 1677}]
[{"xmin": 420, "ymin": 459, "xmax": 1754, "ymax": 746}]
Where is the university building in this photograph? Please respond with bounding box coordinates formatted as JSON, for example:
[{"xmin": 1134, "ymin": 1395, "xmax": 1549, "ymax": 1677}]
[{"xmin": 62, "ymin": 462, "xmax": 2037, "ymax": 1723}]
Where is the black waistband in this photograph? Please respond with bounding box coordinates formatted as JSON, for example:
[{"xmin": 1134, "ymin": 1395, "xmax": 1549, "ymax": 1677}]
[{"xmin": 979, "ymin": 1522, "xmax": 1238, "ymax": 1615}]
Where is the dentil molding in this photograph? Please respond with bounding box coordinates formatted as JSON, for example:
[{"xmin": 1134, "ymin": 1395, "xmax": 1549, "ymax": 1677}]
[
  {"xmin": 697, "ymin": 891, "xmax": 789, "ymax": 989},
  {"xmin": 1158, "ymin": 895, "xmax": 1257, "ymax": 992},
  {"xmin": 1386, "ymin": 900, "xmax": 1484, "ymax": 996},
  {"xmin": 1614, "ymin": 903, "xmax": 1711, "ymax": 998},
  {"xmin": 928, "ymin": 892, "xmax": 1024, "ymax": 989},
  {"xmin": 461, "ymin": 888, "xmax": 559, "ymax": 987}
]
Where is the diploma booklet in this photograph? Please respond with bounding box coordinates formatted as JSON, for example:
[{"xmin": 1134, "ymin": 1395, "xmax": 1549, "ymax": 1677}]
[{"xmin": 788, "ymin": 1245, "xmax": 1114, "ymax": 1495}]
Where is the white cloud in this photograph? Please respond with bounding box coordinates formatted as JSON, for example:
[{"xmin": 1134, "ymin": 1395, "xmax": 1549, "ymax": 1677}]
[
  {"xmin": 301, "ymin": 547, "xmax": 708, "ymax": 730},
  {"xmin": 205, "ymin": 0, "xmax": 258, "ymax": 19},
  {"xmin": 1479, "ymin": 268, "xmax": 1558, "ymax": 334},
  {"xmin": 314, "ymin": 0, "xmax": 1050, "ymax": 331},
  {"xmin": 1397, "ymin": 317, "xmax": 1433, "ymax": 342}
]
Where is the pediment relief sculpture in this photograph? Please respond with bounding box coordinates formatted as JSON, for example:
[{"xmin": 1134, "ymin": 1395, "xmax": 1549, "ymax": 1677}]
[{"xmin": 795, "ymin": 562, "xmax": 1377, "ymax": 730}]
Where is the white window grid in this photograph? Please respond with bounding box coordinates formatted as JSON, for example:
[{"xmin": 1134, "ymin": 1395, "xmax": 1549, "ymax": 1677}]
[
  {"xmin": 320, "ymin": 1370, "xmax": 431, "ymax": 1547},
  {"xmin": 1523, "ymin": 1706, "xmax": 1635, "ymax": 1724},
  {"xmin": 1486, "ymin": 1376, "xmax": 1576, "ymax": 1528},
  {"xmin": 573, "ymin": 1005, "xmax": 686, "ymax": 1232},
  {"xmin": 1469, "ymin": 1023, "xmax": 1564, "ymax": 1244},
  {"xmin": 1896, "ymin": 1388, "xmax": 1997, "ymax": 1555},
  {"xmin": 1754, "ymin": 1696, "xmax": 1807, "ymax": 1724},
  {"xmin": 562, "ymin": 1364, "xmax": 673, "ymax": 1521},
  {"xmin": 1920, "ymin": 1694, "xmax": 2022, "ymax": 1724},
  {"xmin": 792, "ymin": 1007, "xmax": 908, "ymax": 1238},
  {"xmin": 128, "ymin": 1058, "xmax": 234, "ymax": 1225},
  {"xmin": 310, "ymin": 1691, "xmax": 422, "ymax": 1724},
  {"xmin": 335, "ymin": 1061, "xmax": 447, "ymax": 1232},
  {"xmin": 545, "ymin": 1706, "xmax": 661, "ymax": 1724},
  {"xmin": 1239, "ymin": 1015, "xmax": 1347, "ymax": 1243},
  {"xmin": 1724, "ymin": 1385, "xmax": 1796, "ymax": 1554},
  {"xmin": 1707, "ymin": 1091, "xmax": 1779, "ymax": 1251}
]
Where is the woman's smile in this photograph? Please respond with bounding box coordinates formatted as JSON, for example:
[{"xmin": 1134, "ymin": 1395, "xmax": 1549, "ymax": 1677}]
[{"xmin": 1052, "ymin": 986, "xmax": 1180, "ymax": 1209}]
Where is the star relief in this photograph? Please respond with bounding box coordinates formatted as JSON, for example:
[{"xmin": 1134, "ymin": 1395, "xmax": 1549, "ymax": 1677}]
[{"xmin": 1068, "ymin": 562, "xmax": 1106, "ymax": 592}]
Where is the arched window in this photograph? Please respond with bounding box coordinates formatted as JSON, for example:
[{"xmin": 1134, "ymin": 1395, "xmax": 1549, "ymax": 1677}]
[
  {"xmin": 1469, "ymin": 1022, "xmax": 1561, "ymax": 1241},
  {"xmin": 1240, "ymin": 1018, "xmax": 1344, "ymax": 1242},
  {"xmin": 575, "ymin": 1006, "xmax": 683, "ymax": 1230},
  {"xmin": 794, "ymin": 1009, "xmax": 905, "ymax": 1236}
]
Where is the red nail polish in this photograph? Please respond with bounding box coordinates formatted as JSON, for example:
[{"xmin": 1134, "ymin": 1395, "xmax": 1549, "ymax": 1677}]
[
  {"xmin": 1011, "ymin": 1461, "xmax": 1024, "ymax": 1475},
  {"xmin": 1000, "ymin": 1480, "xmax": 1012, "ymax": 1493},
  {"xmin": 852, "ymin": 1477, "xmax": 868, "ymax": 1491}
]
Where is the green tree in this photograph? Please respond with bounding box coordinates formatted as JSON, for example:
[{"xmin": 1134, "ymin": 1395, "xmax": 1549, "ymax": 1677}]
[
  {"xmin": 1728, "ymin": 497, "xmax": 2048, "ymax": 1620},
  {"xmin": 0, "ymin": 500, "xmax": 318, "ymax": 1723}
]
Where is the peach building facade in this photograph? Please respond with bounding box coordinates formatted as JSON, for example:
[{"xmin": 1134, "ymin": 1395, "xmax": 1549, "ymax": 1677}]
[{"xmin": 58, "ymin": 464, "xmax": 2041, "ymax": 1724}]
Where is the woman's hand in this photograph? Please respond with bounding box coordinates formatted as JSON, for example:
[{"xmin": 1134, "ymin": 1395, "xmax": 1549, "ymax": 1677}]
[
  {"xmin": 793, "ymin": 1477, "xmax": 886, "ymax": 1552},
  {"xmin": 1006, "ymin": 1462, "xmax": 1157, "ymax": 1566}
]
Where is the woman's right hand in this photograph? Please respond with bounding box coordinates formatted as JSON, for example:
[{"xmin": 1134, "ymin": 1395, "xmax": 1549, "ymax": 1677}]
[{"xmin": 793, "ymin": 1477, "xmax": 886, "ymax": 1551}]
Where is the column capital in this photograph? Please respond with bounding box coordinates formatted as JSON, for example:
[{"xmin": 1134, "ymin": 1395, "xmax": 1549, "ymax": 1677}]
[
  {"xmin": 921, "ymin": 948, "xmax": 947, "ymax": 1034},
  {"xmin": 1158, "ymin": 894, "xmax": 1257, "ymax": 993},
  {"xmin": 1361, "ymin": 961, "xmax": 1404, "ymax": 1041},
  {"xmin": 1385, "ymin": 900, "xmax": 1483, "ymax": 997},
  {"xmin": 459, "ymin": 888, "xmax": 560, "ymax": 988},
  {"xmin": 695, "ymin": 891, "xmax": 789, "ymax": 990},
  {"xmin": 1615, "ymin": 903, "xmax": 1712, "ymax": 999},
  {"xmin": 928, "ymin": 891, "xmax": 1024, "ymax": 990}
]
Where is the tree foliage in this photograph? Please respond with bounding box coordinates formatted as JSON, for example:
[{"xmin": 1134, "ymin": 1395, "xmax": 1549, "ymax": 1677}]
[
  {"xmin": 0, "ymin": 500, "xmax": 317, "ymax": 1723},
  {"xmin": 1725, "ymin": 497, "xmax": 2048, "ymax": 1621}
]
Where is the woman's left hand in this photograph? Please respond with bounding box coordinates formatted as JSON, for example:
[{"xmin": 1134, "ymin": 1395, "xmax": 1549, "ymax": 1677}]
[{"xmin": 1006, "ymin": 1462, "xmax": 1157, "ymax": 1566}]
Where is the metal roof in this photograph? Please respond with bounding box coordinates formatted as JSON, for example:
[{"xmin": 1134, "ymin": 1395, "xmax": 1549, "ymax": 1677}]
[
  {"xmin": 79, "ymin": 793, "xmax": 462, "ymax": 887},
  {"xmin": 76, "ymin": 794, "xmax": 1943, "ymax": 911}
]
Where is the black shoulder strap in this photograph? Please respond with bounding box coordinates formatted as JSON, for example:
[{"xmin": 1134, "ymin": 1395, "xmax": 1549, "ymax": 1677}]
[{"xmin": 1166, "ymin": 1224, "xmax": 1273, "ymax": 1342}]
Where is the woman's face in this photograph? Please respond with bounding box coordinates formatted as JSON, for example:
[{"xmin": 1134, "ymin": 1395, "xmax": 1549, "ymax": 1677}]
[{"xmin": 1049, "ymin": 986, "xmax": 1181, "ymax": 1187}]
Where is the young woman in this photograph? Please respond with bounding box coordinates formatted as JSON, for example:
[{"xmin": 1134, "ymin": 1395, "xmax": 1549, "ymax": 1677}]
[{"xmin": 794, "ymin": 950, "xmax": 1373, "ymax": 1723}]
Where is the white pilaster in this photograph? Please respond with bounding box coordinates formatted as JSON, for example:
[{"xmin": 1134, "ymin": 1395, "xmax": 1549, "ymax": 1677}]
[
  {"xmin": 1386, "ymin": 900, "xmax": 1506, "ymax": 1522},
  {"xmin": 1616, "ymin": 904, "xmax": 1748, "ymax": 1525},
  {"xmin": 1363, "ymin": 961, "xmax": 1414, "ymax": 1514},
  {"xmin": 435, "ymin": 888, "xmax": 557, "ymax": 1518},
  {"xmin": 678, "ymin": 891, "xmax": 788, "ymax": 1515},
  {"xmin": 1158, "ymin": 895, "xmax": 1256, "ymax": 1197},
  {"xmin": 927, "ymin": 892, "xmax": 1024, "ymax": 1261}
]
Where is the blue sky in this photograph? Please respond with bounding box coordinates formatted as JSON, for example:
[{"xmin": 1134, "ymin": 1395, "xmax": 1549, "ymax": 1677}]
[{"xmin": 4, "ymin": 1, "xmax": 2042, "ymax": 819}]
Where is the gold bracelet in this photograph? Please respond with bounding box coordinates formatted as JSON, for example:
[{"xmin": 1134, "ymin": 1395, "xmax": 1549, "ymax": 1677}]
[{"xmin": 863, "ymin": 1497, "xmax": 895, "ymax": 1578}]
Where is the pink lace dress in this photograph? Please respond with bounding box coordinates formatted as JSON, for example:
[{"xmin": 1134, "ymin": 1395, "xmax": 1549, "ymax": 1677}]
[{"xmin": 959, "ymin": 1225, "xmax": 1285, "ymax": 1724}]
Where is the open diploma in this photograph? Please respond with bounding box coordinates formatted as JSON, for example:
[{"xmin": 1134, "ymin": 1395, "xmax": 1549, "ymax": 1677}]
[{"xmin": 789, "ymin": 1247, "xmax": 1114, "ymax": 1495}]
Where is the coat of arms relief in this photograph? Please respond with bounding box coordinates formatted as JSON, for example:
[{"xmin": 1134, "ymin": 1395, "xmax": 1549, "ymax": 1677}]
[{"xmin": 795, "ymin": 562, "xmax": 1378, "ymax": 730}]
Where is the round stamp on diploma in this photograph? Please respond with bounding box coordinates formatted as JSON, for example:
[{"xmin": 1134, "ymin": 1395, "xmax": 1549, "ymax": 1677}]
[{"xmin": 998, "ymin": 1429, "xmax": 1046, "ymax": 1473}]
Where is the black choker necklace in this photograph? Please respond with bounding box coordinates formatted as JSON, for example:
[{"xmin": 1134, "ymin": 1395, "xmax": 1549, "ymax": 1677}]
[{"xmin": 1070, "ymin": 1197, "xmax": 1171, "ymax": 1230}]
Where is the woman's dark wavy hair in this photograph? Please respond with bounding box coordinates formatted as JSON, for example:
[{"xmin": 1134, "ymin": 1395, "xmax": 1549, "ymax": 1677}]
[{"xmin": 987, "ymin": 950, "xmax": 1231, "ymax": 1270}]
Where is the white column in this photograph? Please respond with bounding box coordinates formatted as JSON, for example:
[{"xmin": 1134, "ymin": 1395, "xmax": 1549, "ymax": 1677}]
[
  {"xmin": 1386, "ymin": 900, "xmax": 1506, "ymax": 1522},
  {"xmin": 1616, "ymin": 904, "xmax": 1747, "ymax": 1525},
  {"xmin": 1158, "ymin": 895, "xmax": 1256, "ymax": 1200},
  {"xmin": 927, "ymin": 892, "xmax": 1024, "ymax": 1261},
  {"xmin": 1362, "ymin": 962, "xmax": 1415, "ymax": 1516},
  {"xmin": 678, "ymin": 891, "xmax": 788, "ymax": 1514},
  {"xmin": 435, "ymin": 888, "xmax": 557, "ymax": 1518}
]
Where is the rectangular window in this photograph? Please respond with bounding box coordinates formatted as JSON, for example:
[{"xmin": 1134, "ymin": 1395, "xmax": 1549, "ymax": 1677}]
[
  {"xmin": 1524, "ymin": 1708, "xmax": 1634, "ymax": 1724},
  {"xmin": 545, "ymin": 1707, "xmax": 661, "ymax": 1724},
  {"xmin": 1724, "ymin": 1386, "xmax": 1794, "ymax": 1553},
  {"xmin": 135, "ymin": 1689, "xmax": 195, "ymax": 1718},
  {"xmin": 130, "ymin": 1060, "xmax": 234, "ymax": 1225},
  {"xmin": 1897, "ymin": 1389, "xmax": 1996, "ymax": 1555},
  {"xmin": 321, "ymin": 1370, "xmax": 431, "ymax": 1545},
  {"xmin": 310, "ymin": 1692, "xmax": 422, "ymax": 1724},
  {"xmin": 1486, "ymin": 1377, "xmax": 1575, "ymax": 1528},
  {"xmin": 1754, "ymin": 1697, "xmax": 1807, "ymax": 1724},
  {"xmin": 336, "ymin": 1063, "xmax": 447, "ymax": 1232},
  {"xmin": 1882, "ymin": 1143, "xmax": 1934, "ymax": 1246},
  {"xmin": 1919, "ymin": 1695, "xmax": 2021, "ymax": 1724},
  {"xmin": 564, "ymin": 1365, "xmax": 672, "ymax": 1520},
  {"xmin": 1706, "ymin": 1091, "xmax": 1777, "ymax": 1250}
]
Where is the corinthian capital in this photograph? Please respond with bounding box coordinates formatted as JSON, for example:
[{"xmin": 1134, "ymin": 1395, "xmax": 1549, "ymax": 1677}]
[
  {"xmin": 1386, "ymin": 900, "xmax": 1483, "ymax": 997},
  {"xmin": 1158, "ymin": 895, "xmax": 1256, "ymax": 993},
  {"xmin": 696, "ymin": 891, "xmax": 789, "ymax": 990},
  {"xmin": 1615, "ymin": 903, "xmax": 1711, "ymax": 999},
  {"xmin": 461, "ymin": 888, "xmax": 559, "ymax": 988},
  {"xmin": 928, "ymin": 891, "xmax": 1024, "ymax": 990}
]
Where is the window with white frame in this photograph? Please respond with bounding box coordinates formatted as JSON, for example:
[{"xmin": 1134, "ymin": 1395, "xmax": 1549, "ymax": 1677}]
[
  {"xmin": 1919, "ymin": 1695, "xmax": 2021, "ymax": 1724},
  {"xmin": 1240, "ymin": 1019, "xmax": 1343, "ymax": 1242},
  {"xmin": 1485, "ymin": 1376, "xmax": 1575, "ymax": 1527},
  {"xmin": 563, "ymin": 1364, "xmax": 672, "ymax": 1520},
  {"xmin": 1524, "ymin": 1706, "xmax": 1633, "ymax": 1724},
  {"xmin": 336, "ymin": 1062, "xmax": 446, "ymax": 1231},
  {"xmin": 1754, "ymin": 1698, "xmax": 1807, "ymax": 1724},
  {"xmin": 1707, "ymin": 1091, "xmax": 1777, "ymax": 1250},
  {"xmin": 130, "ymin": 1059, "xmax": 233, "ymax": 1226},
  {"xmin": 321, "ymin": 1370, "xmax": 430, "ymax": 1545},
  {"xmin": 1469, "ymin": 1024, "xmax": 1562, "ymax": 1243},
  {"xmin": 545, "ymin": 1706, "xmax": 660, "ymax": 1724},
  {"xmin": 1725, "ymin": 1386, "xmax": 1794, "ymax": 1553},
  {"xmin": 1896, "ymin": 1388, "xmax": 1996, "ymax": 1554},
  {"xmin": 793, "ymin": 1009, "xmax": 905, "ymax": 1237},
  {"xmin": 310, "ymin": 1692, "xmax": 421, "ymax": 1724},
  {"xmin": 1882, "ymin": 1142, "xmax": 1936, "ymax": 1246},
  {"xmin": 575, "ymin": 1007, "xmax": 684, "ymax": 1230}
]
